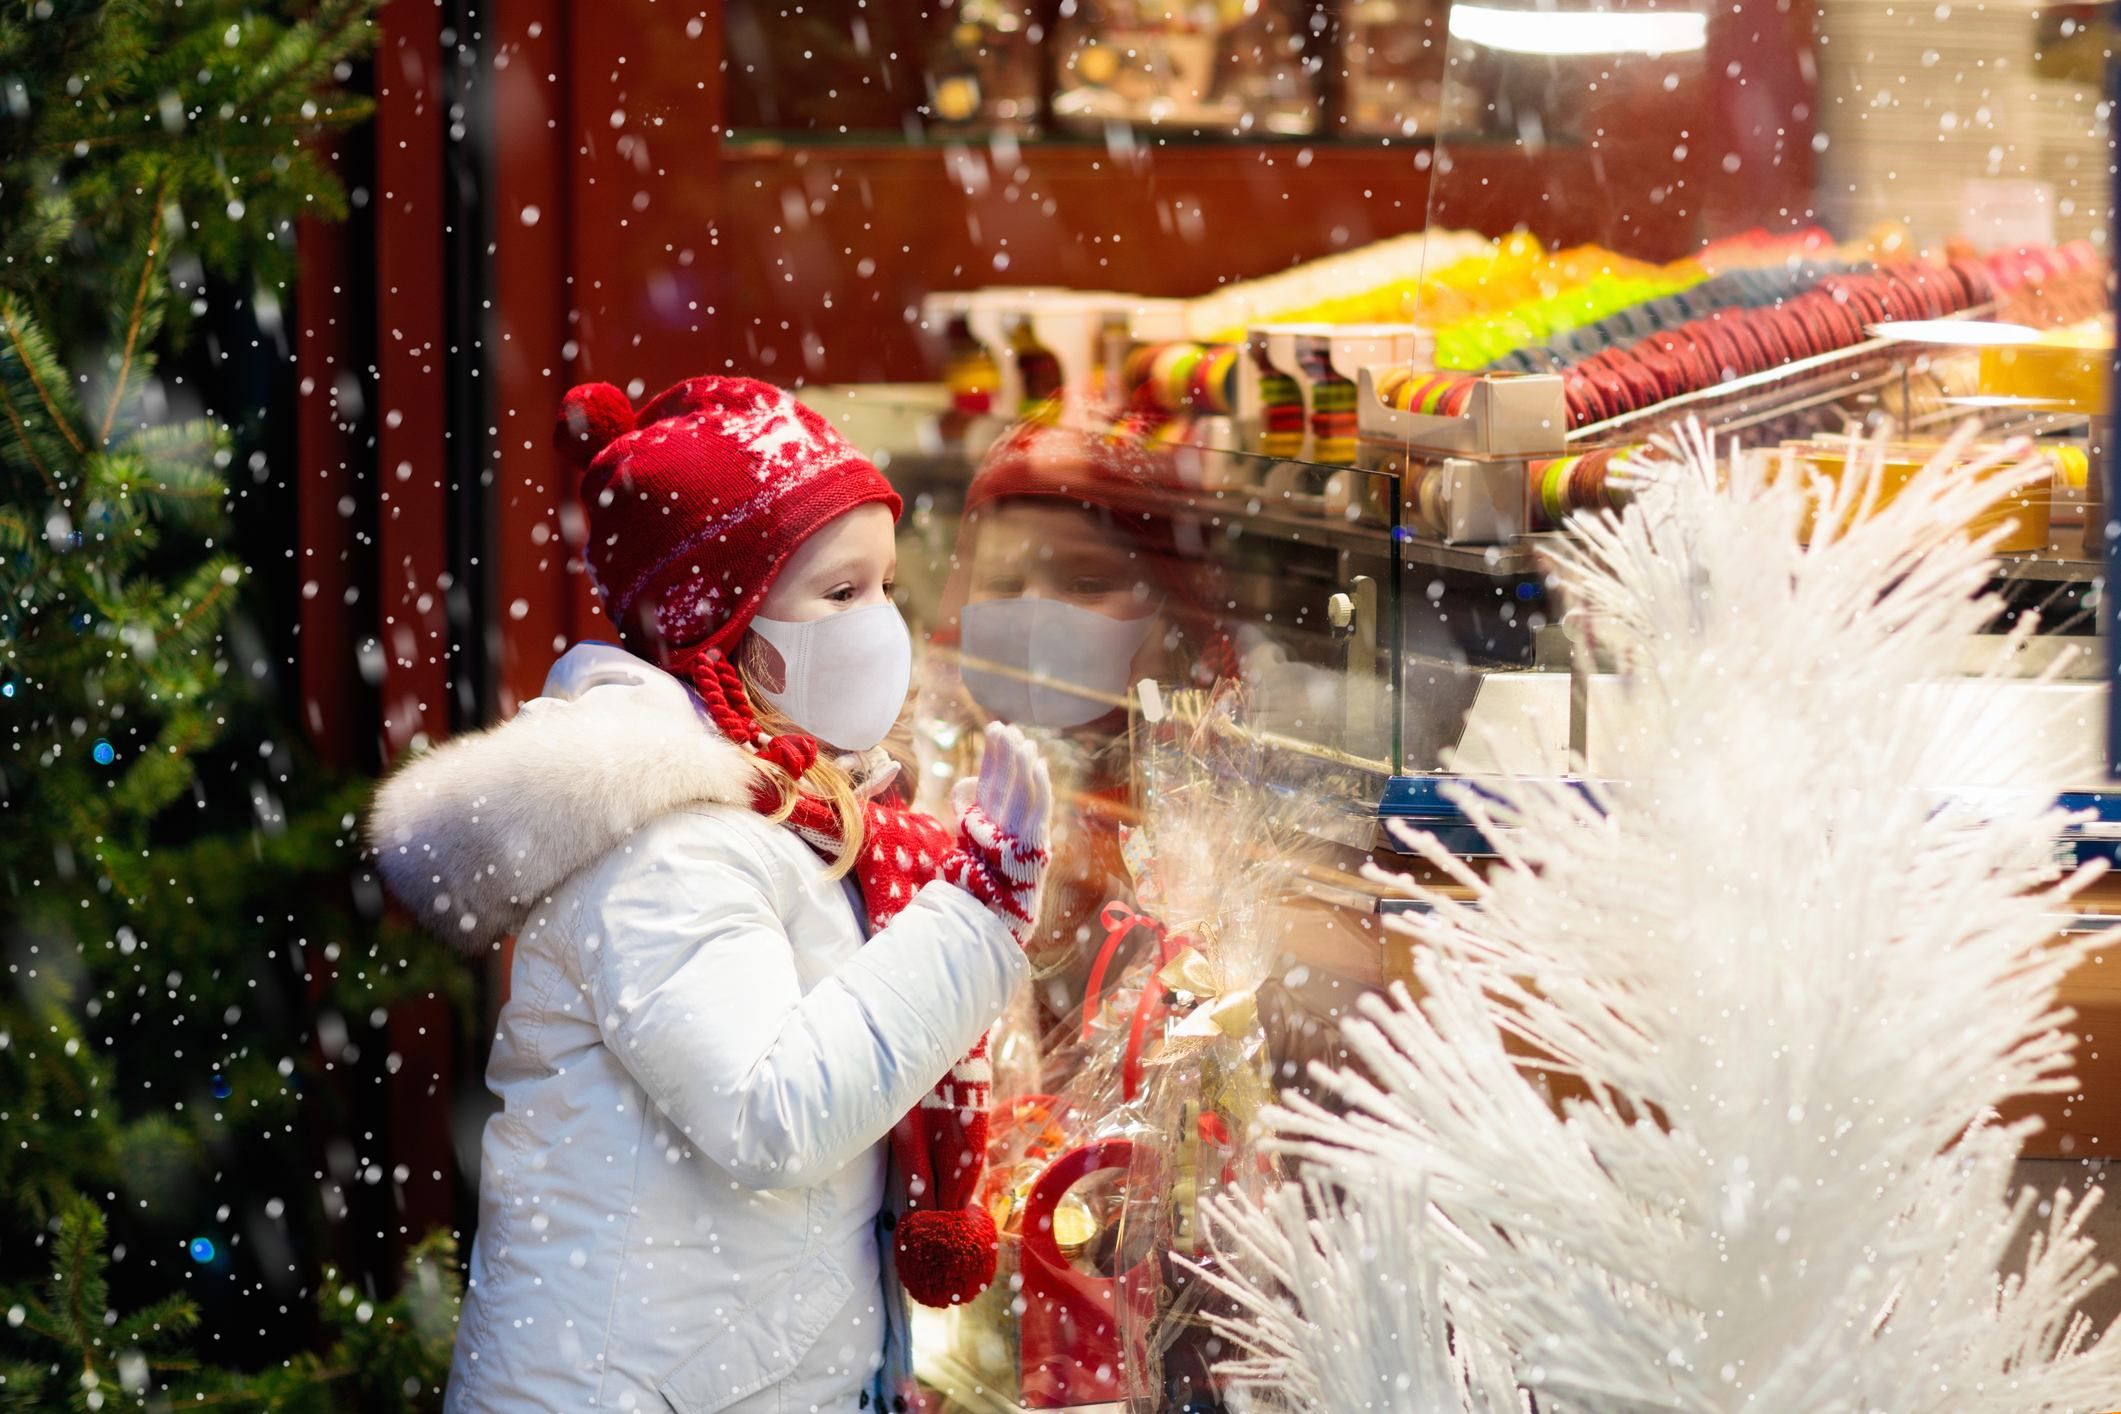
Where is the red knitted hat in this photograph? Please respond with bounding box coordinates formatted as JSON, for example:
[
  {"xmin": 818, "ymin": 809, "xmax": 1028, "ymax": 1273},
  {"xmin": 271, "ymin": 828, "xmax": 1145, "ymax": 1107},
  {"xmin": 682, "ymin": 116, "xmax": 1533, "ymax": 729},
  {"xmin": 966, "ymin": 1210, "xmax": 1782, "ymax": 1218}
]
[{"xmin": 555, "ymin": 376, "xmax": 903, "ymax": 660}]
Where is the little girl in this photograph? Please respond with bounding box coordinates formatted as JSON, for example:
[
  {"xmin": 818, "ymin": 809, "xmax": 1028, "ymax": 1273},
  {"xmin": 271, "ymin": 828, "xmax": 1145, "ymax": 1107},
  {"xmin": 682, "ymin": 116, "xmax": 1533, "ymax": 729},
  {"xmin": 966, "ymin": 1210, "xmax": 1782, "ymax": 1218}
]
[{"xmin": 371, "ymin": 377, "xmax": 1051, "ymax": 1413}]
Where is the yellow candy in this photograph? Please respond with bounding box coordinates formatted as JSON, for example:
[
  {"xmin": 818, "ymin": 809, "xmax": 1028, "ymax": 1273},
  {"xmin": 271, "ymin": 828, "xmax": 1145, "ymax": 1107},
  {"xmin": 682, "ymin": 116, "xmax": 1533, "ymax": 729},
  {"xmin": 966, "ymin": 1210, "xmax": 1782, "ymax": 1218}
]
[{"xmin": 1051, "ymin": 1193, "xmax": 1099, "ymax": 1252}]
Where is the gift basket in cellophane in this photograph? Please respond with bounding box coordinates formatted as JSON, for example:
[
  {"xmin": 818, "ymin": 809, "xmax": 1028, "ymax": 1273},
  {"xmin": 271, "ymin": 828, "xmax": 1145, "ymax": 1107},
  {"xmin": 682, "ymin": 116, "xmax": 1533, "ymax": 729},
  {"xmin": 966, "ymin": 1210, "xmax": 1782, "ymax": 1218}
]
[{"xmin": 937, "ymin": 680, "xmax": 1348, "ymax": 1412}]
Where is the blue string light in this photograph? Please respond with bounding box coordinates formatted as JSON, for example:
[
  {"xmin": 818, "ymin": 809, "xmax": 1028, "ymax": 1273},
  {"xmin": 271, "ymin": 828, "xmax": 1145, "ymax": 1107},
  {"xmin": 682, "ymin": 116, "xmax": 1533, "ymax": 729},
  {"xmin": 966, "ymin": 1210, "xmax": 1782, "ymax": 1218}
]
[{"xmin": 188, "ymin": 1237, "xmax": 215, "ymax": 1263}]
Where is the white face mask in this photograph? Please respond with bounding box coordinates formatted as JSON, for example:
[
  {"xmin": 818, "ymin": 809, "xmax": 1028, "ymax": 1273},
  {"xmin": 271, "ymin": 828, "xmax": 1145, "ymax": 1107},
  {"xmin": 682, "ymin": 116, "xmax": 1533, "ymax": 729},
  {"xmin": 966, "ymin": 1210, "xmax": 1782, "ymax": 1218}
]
[
  {"xmin": 958, "ymin": 596, "xmax": 1159, "ymax": 728},
  {"xmin": 744, "ymin": 601, "xmax": 912, "ymax": 752}
]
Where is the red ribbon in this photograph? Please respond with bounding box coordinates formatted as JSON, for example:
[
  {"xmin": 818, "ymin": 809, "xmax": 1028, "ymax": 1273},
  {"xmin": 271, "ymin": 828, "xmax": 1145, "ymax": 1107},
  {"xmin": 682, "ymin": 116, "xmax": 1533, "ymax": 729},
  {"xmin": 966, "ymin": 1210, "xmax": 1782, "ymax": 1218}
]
[{"xmin": 1083, "ymin": 901, "xmax": 1189, "ymax": 1102}]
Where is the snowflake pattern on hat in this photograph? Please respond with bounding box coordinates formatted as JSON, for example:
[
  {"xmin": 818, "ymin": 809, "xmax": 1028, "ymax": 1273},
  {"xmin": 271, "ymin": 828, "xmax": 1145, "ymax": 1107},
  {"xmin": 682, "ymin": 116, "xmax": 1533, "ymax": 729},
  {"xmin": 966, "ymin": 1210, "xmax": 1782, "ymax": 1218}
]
[{"xmin": 558, "ymin": 375, "xmax": 901, "ymax": 661}]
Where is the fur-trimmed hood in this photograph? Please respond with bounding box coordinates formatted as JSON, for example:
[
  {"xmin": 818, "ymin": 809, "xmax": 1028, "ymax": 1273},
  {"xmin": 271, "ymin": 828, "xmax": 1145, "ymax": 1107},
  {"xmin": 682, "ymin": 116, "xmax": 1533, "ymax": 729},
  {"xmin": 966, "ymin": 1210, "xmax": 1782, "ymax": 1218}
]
[{"xmin": 367, "ymin": 642, "xmax": 766, "ymax": 953}]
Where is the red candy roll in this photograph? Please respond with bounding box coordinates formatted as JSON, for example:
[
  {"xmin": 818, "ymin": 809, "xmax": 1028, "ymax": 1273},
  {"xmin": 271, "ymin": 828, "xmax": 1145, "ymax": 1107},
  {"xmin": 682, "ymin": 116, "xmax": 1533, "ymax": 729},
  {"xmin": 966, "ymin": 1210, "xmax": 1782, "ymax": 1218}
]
[
  {"xmin": 1873, "ymin": 267, "xmax": 1917, "ymax": 320},
  {"xmin": 1814, "ymin": 294, "xmax": 1852, "ymax": 351},
  {"xmin": 1564, "ymin": 376, "xmax": 1606, "ymax": 429},
  {"xmin": 1866, "ymin": 271, "xmax": 1917, "ymax": 320},
  {"xmin": 1904, "ymin": 266, "xmax": 1949, "ymax": 320},
  {"xmin": 1699, "ymin": 319, "xmax": 1748, "ymax": 381},
  {"xmin": 1732, "ymin": 307, "xmax": 1777, "ymax": 366},
  {"xmin": 1808, "ymin": 280, "xmax": 1856, "ymax": 328},
  {"xmin": 1835, "ymin": 277, "xmax": 1891, "ymax": 327},
  {"xmin": 1630, "ymin": 348, "xmax": 1672, "ymax": 402},
  {"xmin": 1645, "ymin": 329, "xmax": 1686, "ymax": 368},
  {"xmin": 1953, "ymin": 261, "xmax": 1983, "ymax": 308},
  {"xmin": 1561, "ymin": 377, "xmax": 1591, "ymax": 429},
  {"xmin": 1781, "ymin": 300, "xmax": 1829, "ymax": 357},
  {"xmin": 1644, "ymin": 347, "xmax": 1688, "ymax": 402},
  {"xmin": 1585, "ymin": 361, "xmax": 1630, "ymax": 418},
  {"xmin": 1667, "ymin": 333, "xmax": 1717, "ymax": 392},
  {"xmin": 1792, "ymin": 292, "xmax": 1850, "ymax": 349},
  {"xmin": 1946, "ymin": 260, "xmax": 1989, "ymax": 308},
  {"xmin": 1615, "ymin": 355, "xmax": 1664, "ymax": 411},
  {"xmin": 1825, "ymin": 291, "xmax": 1868, "ymax": 345},
  {"xmin": 1793, "ymin": 299, "xmax": 1832, "ymax": 356},
  {"xmin": 1439, "ymin": 377, "xmax": 1478, "ymax": 417},
  {"xmin": 1581, "ymin": 350, "xmax": 1638, "ymax": 391},
  {"xmin": 1723, "ymin": 315, "xmax": 1770, "ymax": 375},
  {"xmin": 1877, "ymin": 274, "xmax": 1921, "ymax": 323},
  {"xmin": 1664, "ymin": 322, "xmax": 1711, "ymax": 380},
  {"xmin": 1756, "ymin": 305, "xmax": 1804, "ymax": 361}
]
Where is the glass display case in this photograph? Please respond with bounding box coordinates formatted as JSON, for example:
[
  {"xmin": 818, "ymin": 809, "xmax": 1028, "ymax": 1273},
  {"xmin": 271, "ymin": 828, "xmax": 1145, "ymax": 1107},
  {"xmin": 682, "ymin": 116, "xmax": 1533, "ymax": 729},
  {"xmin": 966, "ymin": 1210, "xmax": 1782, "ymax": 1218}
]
[{"xmin": 781, "ymin": 0, "xmax": 2120, "ymax": 1405}]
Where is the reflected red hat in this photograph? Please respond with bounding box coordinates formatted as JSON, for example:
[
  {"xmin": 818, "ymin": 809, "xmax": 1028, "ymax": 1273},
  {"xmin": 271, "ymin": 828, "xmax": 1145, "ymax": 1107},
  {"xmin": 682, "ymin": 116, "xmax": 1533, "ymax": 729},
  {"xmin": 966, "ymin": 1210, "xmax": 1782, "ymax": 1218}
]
[
  {"xmin": 555, "ymin": 376, "xmax": 901, "ymax": 660},
  {"xmin": 941, "ymin": 423, "xmax": 1235, "ymax": 679},
  {"xmin": 961, "ymin": 421, "xmax": 1166, "ymax": 516}
]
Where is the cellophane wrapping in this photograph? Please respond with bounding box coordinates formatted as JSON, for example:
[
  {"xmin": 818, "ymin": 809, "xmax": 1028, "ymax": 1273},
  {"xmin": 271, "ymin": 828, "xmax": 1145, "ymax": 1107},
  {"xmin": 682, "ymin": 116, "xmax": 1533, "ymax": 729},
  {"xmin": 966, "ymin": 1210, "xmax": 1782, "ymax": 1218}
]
[
  {"xmin": 1101, "ymin": 682, "xmax": 1345, "ymax": 1410},
  {"xmin": 915, "ymin": 676, "xmax": 1351, "ymax": 1410}
]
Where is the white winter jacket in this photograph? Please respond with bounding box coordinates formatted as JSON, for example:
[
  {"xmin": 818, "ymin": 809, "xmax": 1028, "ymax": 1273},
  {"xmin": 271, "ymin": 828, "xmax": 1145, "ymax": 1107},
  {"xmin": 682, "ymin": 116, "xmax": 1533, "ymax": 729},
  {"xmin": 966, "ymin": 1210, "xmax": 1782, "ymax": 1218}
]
[{"xmin": 370, "ymin": 643, "xmax": 1027, "ymax": 1412}]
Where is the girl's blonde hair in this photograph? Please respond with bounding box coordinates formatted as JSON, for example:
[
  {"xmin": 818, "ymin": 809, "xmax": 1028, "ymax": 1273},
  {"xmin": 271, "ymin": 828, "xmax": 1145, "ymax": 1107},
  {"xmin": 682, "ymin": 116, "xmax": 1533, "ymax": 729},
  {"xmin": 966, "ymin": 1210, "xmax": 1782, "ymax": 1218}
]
[{"xmin": 738, "ymin": 665, "xmax": 918, "ymax": 883}]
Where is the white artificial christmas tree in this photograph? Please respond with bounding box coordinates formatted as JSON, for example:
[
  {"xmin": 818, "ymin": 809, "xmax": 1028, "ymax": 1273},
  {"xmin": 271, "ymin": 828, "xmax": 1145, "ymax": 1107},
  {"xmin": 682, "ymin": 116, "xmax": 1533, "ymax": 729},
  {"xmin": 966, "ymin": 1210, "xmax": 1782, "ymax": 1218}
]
[{"xmin": 1199, "ymin": 424, "xmax": 2121, "ymax": 1411}]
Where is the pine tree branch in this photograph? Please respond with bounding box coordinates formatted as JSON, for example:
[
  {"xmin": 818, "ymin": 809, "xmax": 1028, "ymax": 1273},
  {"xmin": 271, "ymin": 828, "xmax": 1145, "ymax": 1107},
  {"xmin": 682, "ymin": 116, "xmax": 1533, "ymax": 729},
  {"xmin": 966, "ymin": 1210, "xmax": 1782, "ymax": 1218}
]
[
  {"xmin": 99, "ymin": 175, "xmax": 171, "ymax": 447},
  {"xmin": 0, "ymin": 301, "xmax": 84, "ymax": 460},
  {"xmin": 40, "ymin": 112, "xmax": 372, "ymax": 157},
  {"xmin": 171, "ymin": 575, "xmax": 234, "ymax": 642},
  {"xmin": 0, "ymin": 379, "xmax": 63, "ymax": 501},
  {"xmin": 131, "ymin": 479, "xmax": 223, "ymax": 501},
  {"xmin": 59, "ymin": 1213, "xmax": 98, "ymax": 1388}
]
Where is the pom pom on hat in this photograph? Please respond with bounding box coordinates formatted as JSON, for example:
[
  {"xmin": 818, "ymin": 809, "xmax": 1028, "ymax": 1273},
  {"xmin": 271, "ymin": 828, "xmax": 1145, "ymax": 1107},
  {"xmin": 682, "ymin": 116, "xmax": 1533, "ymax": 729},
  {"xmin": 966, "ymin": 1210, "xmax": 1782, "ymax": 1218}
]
[
  {"xmin": 555, "ymin": 382, "xmax": 636, "ymax": 476},
  {"xmin": 895, "ymin": 1205, "xmax": 999, "ymax": 1308}
]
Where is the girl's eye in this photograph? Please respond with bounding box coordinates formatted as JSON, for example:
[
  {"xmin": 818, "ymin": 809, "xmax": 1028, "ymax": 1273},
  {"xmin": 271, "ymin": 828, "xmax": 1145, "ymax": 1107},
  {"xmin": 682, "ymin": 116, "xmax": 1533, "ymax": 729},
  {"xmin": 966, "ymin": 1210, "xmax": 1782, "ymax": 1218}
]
[
  {"xmin": 827, "ymin": 585, "xmax": 858, "ymax": 603},
  {"xmin": 982, "ymin": 577, "xmax": 1024, "ymax": 596},
  {"xmin": 1070, "ymin": 577, "xmax": 1119, "ymax": 597}
]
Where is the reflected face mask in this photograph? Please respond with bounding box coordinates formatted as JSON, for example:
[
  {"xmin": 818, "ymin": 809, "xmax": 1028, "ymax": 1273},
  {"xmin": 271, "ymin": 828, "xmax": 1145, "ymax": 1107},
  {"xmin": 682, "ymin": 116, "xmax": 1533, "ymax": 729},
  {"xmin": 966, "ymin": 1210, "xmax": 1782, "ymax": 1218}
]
[
  {"xmin": 745, "ymin": 601, "xmax": 913, "ymax": 752},
  {"xmin": 958, "ymin": 596, "xmax": 1159, "ymax": 728}
]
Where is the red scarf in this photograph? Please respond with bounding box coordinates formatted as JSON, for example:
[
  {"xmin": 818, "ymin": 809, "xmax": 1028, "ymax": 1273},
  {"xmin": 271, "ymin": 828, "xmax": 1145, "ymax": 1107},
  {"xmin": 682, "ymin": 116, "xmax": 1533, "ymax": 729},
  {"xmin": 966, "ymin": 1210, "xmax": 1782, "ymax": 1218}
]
[{"xmin": 685, "ymin": 653, "xmax": 998, "ymax": 1308}]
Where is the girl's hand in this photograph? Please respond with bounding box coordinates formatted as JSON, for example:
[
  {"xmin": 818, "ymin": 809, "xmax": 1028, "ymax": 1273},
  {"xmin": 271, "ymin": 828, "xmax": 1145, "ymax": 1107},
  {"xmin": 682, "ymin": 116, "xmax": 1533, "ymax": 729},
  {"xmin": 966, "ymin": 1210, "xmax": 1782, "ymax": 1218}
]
[
  {"xmin": 969, "ymin": 722, "xmax": 1053, "ymax": 853},
  {"xmin": 945, "ymin": 723, "xmax": 1052, "ymax": 944}
]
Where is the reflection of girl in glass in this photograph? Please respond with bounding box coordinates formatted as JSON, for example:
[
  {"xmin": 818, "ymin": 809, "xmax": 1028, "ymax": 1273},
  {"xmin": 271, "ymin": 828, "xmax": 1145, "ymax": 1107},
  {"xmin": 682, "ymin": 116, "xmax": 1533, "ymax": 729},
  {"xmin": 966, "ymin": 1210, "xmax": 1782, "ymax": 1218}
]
[{"xmin": 922, "ymin": 426, "xmax": 1235, "ymax": 1055}]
